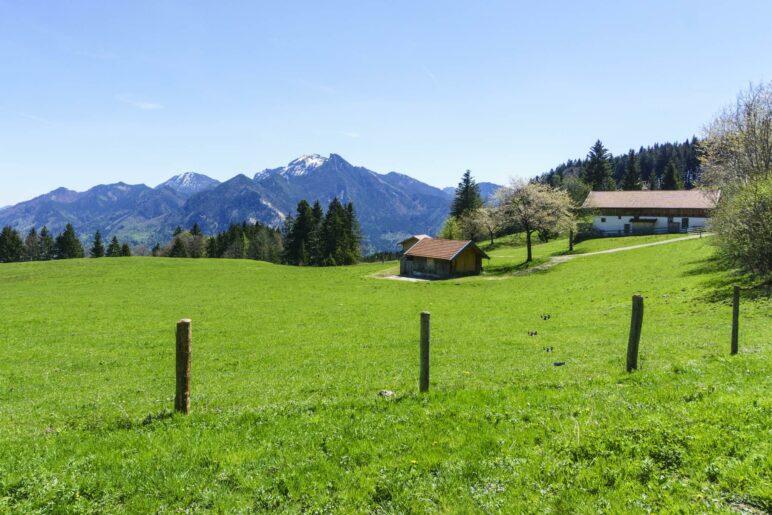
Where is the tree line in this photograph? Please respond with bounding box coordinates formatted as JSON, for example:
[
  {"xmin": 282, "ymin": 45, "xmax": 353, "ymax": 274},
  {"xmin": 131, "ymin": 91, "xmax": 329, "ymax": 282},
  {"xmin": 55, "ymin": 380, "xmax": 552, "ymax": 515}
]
[
  {"xmin": 0, "ymin": 224, "xmax": 132, "ymax": 263},
  {"xmin": 153, "ymin": 197, "xmax": 361, "ymax": 266},
  {"xmin": 537, "ymin": 137, "xmax": 701, "ymax": 195},
  {"xmin": 153, "ymin": 222, "xmax": 284, "ymax": 262}
]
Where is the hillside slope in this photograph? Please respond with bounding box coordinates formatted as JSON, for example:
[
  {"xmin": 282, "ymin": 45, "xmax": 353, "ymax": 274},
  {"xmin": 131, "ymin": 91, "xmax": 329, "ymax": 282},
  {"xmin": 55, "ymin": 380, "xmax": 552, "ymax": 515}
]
[{"xmin": 0, "ymin": 238, "xmax": 769, "ymax": 512}]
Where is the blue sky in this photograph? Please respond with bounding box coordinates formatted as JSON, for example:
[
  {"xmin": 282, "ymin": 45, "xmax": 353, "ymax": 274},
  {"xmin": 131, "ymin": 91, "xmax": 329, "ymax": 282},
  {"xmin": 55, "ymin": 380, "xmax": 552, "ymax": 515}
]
[{"xmin": 1, "ymin": 1, "xmax": 770, "ymax": 206}]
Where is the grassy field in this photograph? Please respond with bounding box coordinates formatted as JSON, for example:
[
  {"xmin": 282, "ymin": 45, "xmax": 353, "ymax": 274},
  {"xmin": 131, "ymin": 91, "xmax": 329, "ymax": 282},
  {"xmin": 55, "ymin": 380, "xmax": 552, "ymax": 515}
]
[{"xmin": 0, "ymin": 235, "xmax": 770, "ymax": 512}]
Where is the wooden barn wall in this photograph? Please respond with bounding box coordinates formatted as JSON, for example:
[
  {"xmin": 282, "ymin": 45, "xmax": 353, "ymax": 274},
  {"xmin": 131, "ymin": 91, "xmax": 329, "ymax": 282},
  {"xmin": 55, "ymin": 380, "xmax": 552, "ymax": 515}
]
[{"xmin": 453, "ymin": 248, "xmax": 478, "ymax": 274}]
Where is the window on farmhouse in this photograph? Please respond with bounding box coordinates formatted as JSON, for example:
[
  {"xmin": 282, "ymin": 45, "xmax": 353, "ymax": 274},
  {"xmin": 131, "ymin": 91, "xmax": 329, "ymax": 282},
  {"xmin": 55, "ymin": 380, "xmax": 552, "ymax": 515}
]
[{"xmin": 600, "ymin": 217, "xmax": 606, "ymax": 223}]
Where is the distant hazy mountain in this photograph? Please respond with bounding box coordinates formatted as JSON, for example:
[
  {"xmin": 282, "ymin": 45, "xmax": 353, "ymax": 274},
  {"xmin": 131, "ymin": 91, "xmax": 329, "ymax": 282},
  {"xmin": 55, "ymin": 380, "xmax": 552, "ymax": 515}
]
[
  {"xmin": 442, "ymin": 181, "xmax": 502, "ymax": 202},
  {"xmin": 180, "ymin": 174, "xmax": 285, "ymax": 233},
  {"xmin": 0, "ymin": 154, "xmax": 470, "ymax": 251},
  {"xmin": 0, "ymin": 182, "xmax": 186, "ymax": 247},
  {"xmin": 156, "ymin": 172, "xmax": 220, "ymax": 197}
]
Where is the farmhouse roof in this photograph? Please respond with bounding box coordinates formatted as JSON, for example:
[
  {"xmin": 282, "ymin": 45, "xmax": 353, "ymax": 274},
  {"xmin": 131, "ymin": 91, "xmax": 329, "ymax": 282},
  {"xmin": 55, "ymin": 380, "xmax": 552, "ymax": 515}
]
[
  {"xmin": 582, "ymin": 190, "xmax": 720, "ymax": 210},
  {"xmin": 404, "ymin": 238, "xmax": 489, "ymax": 261},
  {"xmin": 398, "ymin": 234, "xmax": 432, "ymax": 245}
]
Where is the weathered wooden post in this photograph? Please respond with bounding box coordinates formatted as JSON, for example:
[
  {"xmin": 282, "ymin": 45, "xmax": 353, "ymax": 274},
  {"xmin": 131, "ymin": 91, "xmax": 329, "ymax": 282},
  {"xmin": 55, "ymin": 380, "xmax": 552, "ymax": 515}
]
[
  {"xmin": 420, "ymin": 311, "xmax": 430, "ymax": 392},
  {"xmin": 731, "ymin": 286, "xmax": 740, "ymax": 355},
  {"xmin": 175, "ymin": 319, "xmax": 192, "ymax": 414},
  {"xmin": 626, "ymin": 295, "xmax": 644, "ymax": 372}
]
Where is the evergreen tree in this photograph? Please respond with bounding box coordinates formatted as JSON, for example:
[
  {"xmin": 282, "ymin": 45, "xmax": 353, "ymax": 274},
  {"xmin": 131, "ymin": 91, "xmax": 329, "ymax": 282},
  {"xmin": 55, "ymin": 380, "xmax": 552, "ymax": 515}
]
[
  {"xmin": 621, "ymin": 149, "xmax": 642, "ymax": 190},
  {"xmin": 106, "ymin": 236, "xmax": 122, "ymax": 257},
  {"xmin": 284, "ymin": 200, "xmax": 315, "ymax": 265},
  {"xmin": 90, "ymin": 231, "xmax": 105, "ymax": 258},
  {"xmin": 24, "ymin": 228, "xmax": 40, "ymax": 261},
  {"xmin": 582, "ymin": 140, "xmax": 616, "ymax": 190},
  {"xmin": 205, "ymin": 237, "xmax": 217, "ymax": 258},
  {"xmin": 38, "ymin": 226, "xmax": 54, "ymax": 260},
  {"xmin": 321, "ymin": 197, "xmax": 347, "ymax": 265},
  {"xmin": 0, "ymin": 226, "xmax": 24, "ymax": 263},
  {"xmin": 152, "ymin": 243, "xmax": 162, "ymax": 256},
  {"xmin": 169, "ymin": 237, "xmax": 187, "ymax": 257},
  {"xmin": 308, "ymin": 200, "xmax": 324, "ymax": 265},
  {"xmin": 54, "ymin": 224, "xmax": 84, "ymax": 259},
  {"xmin": 344, "ymin": 202, "xmax": 362, "ymax": 264},
  {"xmin": 661, "ymin": 160, "xmax": 684, "ymax": 190},
  {"xmin": 450, "ymin": 170, "xmax": 483, "ymax": 218},
  {"xmin": 190, "ymin": 223, "xmax": 201, "ymax": 236},
  {"xmin": 120, "ymin": 243, "xmax": 132, "ymax": 257},
  {"xmin": 173, "ymin": 226, "xmax": 183, "ymax": 237}
]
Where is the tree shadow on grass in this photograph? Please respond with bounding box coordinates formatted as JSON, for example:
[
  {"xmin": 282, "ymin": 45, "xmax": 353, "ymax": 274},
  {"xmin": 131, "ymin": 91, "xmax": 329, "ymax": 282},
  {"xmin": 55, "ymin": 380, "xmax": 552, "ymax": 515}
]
[
  {"xmin": 683, "ymin": 256, "xmax": 769, "ymax": 303},
  {"xmin": 483, "ymin": 258, "xmax": 550, "ymax": 277}
]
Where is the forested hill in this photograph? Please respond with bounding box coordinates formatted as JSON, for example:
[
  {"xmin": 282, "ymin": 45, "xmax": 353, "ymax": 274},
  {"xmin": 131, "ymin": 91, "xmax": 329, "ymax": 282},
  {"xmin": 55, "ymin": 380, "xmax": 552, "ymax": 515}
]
[{"xmin": 536, "ymin": 137, "xmax": 701, "ymax": 189}]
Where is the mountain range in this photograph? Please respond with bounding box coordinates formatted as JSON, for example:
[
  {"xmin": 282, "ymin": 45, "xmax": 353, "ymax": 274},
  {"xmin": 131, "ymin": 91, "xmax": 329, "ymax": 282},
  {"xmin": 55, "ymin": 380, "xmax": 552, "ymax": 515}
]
[{"xmin": 0, "ymin": 154, "xmax": 500, "ymax": 252}]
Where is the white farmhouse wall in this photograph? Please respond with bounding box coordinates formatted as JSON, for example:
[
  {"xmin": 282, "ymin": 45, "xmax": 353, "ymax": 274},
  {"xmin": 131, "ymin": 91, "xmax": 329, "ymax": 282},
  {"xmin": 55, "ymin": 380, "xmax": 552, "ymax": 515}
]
[{"xmin": 592, "ymin": 215, "xmax": 708, "ymax": 233}]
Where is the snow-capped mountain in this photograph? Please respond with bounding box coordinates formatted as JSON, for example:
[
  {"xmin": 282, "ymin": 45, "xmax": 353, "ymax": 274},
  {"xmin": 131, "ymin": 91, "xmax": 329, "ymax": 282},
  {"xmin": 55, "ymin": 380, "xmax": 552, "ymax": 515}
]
[{"xmin": 156, "ymin": 172, "xmax": 220, "ymax": 197}]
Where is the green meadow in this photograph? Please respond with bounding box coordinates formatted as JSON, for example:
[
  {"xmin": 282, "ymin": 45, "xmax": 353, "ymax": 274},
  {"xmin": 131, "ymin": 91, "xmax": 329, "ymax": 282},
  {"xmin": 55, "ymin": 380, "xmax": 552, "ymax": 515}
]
[{"xmin": 0, "ymin": 236, "xmax": 770, "ymax": 513}]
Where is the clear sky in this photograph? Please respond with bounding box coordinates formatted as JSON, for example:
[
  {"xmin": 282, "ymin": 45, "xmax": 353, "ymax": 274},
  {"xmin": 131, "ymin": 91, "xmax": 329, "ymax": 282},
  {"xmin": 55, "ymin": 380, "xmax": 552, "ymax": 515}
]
[{"xmin": 1, "ymin": 0, "xmax": 770, "ymax": 206}]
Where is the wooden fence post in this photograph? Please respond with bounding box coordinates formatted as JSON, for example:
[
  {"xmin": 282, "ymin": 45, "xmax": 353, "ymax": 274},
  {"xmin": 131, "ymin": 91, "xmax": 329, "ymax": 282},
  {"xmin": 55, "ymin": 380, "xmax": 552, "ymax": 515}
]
[
  {"xmin": 175, "ymin": 319, "xmax": 192, "ymax": 414},
  {"xmin": 731, "ymin": 286, "xmax": 740, "ymax": 355},
  {"xmin": 626, "ymin": 295, "xmax": 644, "ymax": 372},
  {"xmin": 420, "ymin": 312, "xmax": 430, "ymax": 392}
]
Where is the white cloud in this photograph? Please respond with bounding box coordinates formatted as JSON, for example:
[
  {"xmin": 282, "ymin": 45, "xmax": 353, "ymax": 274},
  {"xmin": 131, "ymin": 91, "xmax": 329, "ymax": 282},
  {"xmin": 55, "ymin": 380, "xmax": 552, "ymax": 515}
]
[
  {"xmin": 115, "ymin": 93, "xmax": 163, "ymax": 110},
  {"xmin": 337, "ymin": 130, "xmax": 361, "ymax": 139}
]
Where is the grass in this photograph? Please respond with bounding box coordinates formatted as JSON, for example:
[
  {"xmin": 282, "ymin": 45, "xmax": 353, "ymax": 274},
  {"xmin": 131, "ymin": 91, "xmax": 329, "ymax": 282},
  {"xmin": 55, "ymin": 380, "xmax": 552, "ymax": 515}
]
[{"xmin": 0, "ymin": 235, "xmax": 770, "ymax": 512}]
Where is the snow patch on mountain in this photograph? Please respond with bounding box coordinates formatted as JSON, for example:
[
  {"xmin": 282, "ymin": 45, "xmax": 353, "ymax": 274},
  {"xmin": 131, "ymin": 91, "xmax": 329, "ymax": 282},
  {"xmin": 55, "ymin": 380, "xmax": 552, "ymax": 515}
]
[
  {"xmin": 255, "ymin": 154, "xmax": 329, "ymax": 181},
  {"xmin": 157, "ymin": 172, "xmax": 220, "ymax": 196}
]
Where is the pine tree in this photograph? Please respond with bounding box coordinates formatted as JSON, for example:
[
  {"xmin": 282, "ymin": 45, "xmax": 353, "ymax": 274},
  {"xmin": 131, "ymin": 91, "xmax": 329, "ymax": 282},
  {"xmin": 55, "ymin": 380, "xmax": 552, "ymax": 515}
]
[
  {"xmin": 321, "ymin": 198, "xmax": 347, "ymax": 265},
  {"xmin": 451, "ymin": 170, "xmax": 483, "ymax": 218},
  {"xmin": 120, "ymin": 243, "xmax": 132, "ymax": 257},
  {"xmin": 0, "ymin": 226, "xmax": 24, "ymax": 263},
  {"xmin": 169, "ymin": 237, "xmax": 187, "ymax": 257},
  {"xmin": 173, "ymin": 226, "xmax": 183, "ymax": 237},
  {"xmin": 152, "ymin": 243, "xmax": 162, "ymax": 256},
  {"xmin": 24, "ymin": 228, "xmax": 40, "ymax": 261},
  {"xmin": 661, "ymin": 160, "xmax": 684, "ymax": 190},
  {"xmin": 582, "ymin": 140, "xmax": 616, "ymax": 190},
  {"xmin": 621, "ymin": 149, "xmax": 642, "ymax": 190},
  {"xmin": 343, "ymin": 202, "xmax": 361, "ymax": 264},
  {"xmin": 308, "ymin": 200, "xmax": 324, "ymax": 265},
  {"xmin": 38, "ymin": 226, "xmax": 54, "ymax": 260},
  {"xmin": 190, "ymin": 223, "xmax": 201, "ymax": 236},
  {"xmin": 90, "ymin": 231, "xmax": 105, "ymax": 258},
  {"xmin": 284, "ymin": 200, "xmax": 315, "ymax": 265},
  {"xmin": 106, "ymin": 236, "xmax": 122, "ymax": 257},
  {"xmin": 54, "ymin": 224, "xmax": 84, "ymax": 259}
]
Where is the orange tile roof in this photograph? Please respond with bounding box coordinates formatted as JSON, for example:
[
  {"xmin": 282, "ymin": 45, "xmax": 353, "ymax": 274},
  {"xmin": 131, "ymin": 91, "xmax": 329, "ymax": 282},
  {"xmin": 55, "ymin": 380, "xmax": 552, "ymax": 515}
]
[
  {"xmin": 404, "ymin": 238, "xmax": 489, "ymax": 260},
  {"xmin": 582, "ymin": 190, "xmax": 719, "ymax": 210}
]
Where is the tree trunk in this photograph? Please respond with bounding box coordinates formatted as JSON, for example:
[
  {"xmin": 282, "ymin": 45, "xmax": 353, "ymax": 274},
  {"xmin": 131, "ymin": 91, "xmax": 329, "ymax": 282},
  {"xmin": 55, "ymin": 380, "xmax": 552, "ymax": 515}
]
[
  {"xmin": 489, "ymin": 230, "xmax": 494, "ymax": 246},
  {"xmin": 526, "ymin": 231, "xmax": 532, "ymax": 262}
]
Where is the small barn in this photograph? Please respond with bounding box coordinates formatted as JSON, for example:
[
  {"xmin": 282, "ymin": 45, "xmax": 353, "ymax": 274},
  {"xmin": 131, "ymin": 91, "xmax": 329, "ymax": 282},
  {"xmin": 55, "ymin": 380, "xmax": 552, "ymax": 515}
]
[
  {"xmin": 398, "ymin": 234, "xmax": 432, "ymax": 252},
  {"xmin": 400, "ymin": 238, "xmax": 489, "ymax": 279}
]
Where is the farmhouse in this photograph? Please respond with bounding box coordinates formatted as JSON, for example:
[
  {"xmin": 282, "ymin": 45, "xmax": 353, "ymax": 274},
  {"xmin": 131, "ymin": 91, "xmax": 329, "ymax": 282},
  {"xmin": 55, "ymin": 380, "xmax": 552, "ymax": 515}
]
[
  {"xmin": 581, "ymin": 190, "xmax": 719, "ymax": 235},
  {"xmin": 400, "ymin": 238, "xmax": 489, "ymax": 279},
  {"xmin": 398, "ymin": 234, "xmax": 432, "ymax": 252}
]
